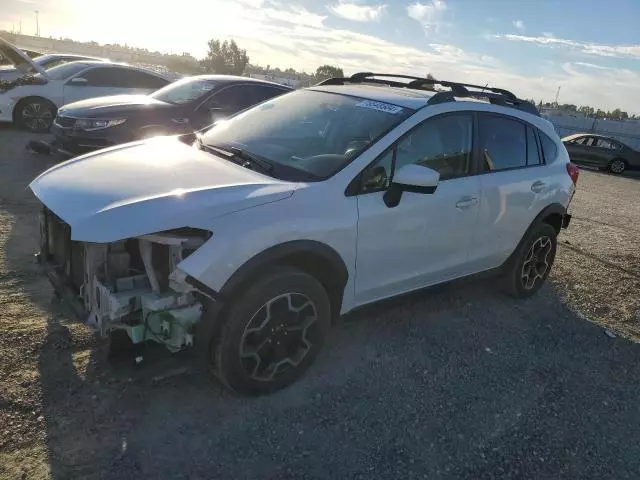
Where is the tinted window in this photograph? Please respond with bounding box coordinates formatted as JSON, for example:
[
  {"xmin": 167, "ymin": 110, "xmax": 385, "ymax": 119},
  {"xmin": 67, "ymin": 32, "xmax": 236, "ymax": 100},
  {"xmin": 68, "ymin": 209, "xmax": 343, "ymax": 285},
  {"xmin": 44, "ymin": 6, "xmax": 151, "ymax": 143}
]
[
  {"xmin": 479, "ymin": 115, "xmax": 526, "ymax": 171},
  {"xmin": 526, "ymin": 126, "xmax": 541, "ymax": 166},
  {"xmin": 80, "ymin": 67, "xmax": 166, "ymax": 88},
  {"xmin": 246, "ymin": 85, "xmax": 289, "ymax": 104},
  {"xmin": 207, "ymin": 85, "xmax": 288, "ymax": 113},
  {"xmin": 395, "ymin": 113, "xmax": 473, "ymax": 180},
  {"xmin": 539, "ymin": 131, "xmax": 558, "ymax": 163},
  {"xmin": 594, "ymin": 138, "xmax": 617, "ymax": 149},
  {"xmin": 118, "ymin": 69, "xmax": 168, "ymax": 89},
  {"xmin": 210, "ymin": 85, "xmax": 249, "ymax": 111},
  {"xmin": 81, "ymin": 67, "xmax": 126, "ymax": 87}
]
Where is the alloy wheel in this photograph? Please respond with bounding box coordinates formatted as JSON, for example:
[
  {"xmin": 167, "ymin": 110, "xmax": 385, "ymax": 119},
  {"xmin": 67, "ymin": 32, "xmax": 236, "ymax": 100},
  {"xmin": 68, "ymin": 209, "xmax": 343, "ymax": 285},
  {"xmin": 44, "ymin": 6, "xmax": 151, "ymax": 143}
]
[
  {"xmin": 521, "ymin": 236, "xmax": 552, "ymax": 290},
  {"xmin": 239, "ymin": 293, "xmax": 318, "ymax": 382},
  {"xmin": 21, "ymin": 102, "xmax": 53, "ymax": 132},
  {"xmin": 610, "ymin": 159, "xmax": 625, "ymax": 174}
]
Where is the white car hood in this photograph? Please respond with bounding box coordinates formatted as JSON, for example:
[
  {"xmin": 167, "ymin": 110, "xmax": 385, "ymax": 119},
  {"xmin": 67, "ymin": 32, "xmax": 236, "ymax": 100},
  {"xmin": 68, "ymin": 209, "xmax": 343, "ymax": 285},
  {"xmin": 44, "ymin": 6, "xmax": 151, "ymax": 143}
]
[
  {"xmin": 29, "ymin": 137, "xmax": 296, "ymax": 242},
  {"xmin": 0, "ymin": 37, "xmax": 48, "ymax": 78}
]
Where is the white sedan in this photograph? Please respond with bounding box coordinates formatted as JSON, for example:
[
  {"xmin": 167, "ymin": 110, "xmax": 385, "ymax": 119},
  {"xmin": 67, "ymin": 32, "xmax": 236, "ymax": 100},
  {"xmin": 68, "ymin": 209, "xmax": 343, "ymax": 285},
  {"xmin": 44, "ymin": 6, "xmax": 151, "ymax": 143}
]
[{"xmin": 0, "ymin": 38, "xmax": 170, "ymax": 132}]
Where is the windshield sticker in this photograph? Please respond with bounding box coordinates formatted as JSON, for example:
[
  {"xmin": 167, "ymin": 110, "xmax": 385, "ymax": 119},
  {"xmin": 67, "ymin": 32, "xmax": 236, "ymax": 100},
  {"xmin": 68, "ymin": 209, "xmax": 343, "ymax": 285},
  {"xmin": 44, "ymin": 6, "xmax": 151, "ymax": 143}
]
[{"xmin": 356, "ymin": 100, "xmax": 404, "ymax": 115}]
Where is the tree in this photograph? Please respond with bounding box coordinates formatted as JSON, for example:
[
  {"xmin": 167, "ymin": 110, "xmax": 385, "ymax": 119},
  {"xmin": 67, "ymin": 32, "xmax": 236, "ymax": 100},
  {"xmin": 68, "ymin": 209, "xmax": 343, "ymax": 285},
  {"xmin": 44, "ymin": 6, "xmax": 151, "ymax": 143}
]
[
  {"xmin": 166, "ymin": 54, "xmax": 200, "ymax": 75},
  {"xmin": 315, "ymin": 65, "xmax": 344, "ymax": 81},
  {"xmin": 200, "ymin": 39, "xmax": 249, "ymax": 75}
]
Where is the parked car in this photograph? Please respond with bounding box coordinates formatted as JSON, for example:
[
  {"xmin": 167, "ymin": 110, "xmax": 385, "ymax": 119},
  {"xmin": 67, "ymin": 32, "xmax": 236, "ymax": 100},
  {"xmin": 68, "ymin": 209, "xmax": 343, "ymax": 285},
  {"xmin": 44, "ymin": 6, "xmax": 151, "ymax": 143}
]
[
  {"xmin": 0, "ymin": 53, "xmax": 109, "ymax": 82},
  {"xmin": 562, "ymin": 133, "xmax": 640, "ymax": 174},
  {"xmin": 49, "ymin": 75, "xmax": 292, "ymax": 155},
  {"xmin": 29, "ymin": 72, "xmax": 577, "ymax": 395},
  {"xmin": 0, "ymin": 38, "xmax": 169, "ymax": 132}
]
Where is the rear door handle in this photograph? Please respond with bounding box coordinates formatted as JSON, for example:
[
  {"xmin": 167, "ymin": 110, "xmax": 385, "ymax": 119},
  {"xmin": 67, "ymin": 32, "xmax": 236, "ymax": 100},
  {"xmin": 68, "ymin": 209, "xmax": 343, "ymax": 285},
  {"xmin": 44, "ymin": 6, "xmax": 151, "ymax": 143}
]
[
  {"xmin": 531, "ymin": 181, "xmax": 546, "ymax": 193},
  {"xmin": 456, "ymin": 196, "xmax": 478, "ymax": 209}
]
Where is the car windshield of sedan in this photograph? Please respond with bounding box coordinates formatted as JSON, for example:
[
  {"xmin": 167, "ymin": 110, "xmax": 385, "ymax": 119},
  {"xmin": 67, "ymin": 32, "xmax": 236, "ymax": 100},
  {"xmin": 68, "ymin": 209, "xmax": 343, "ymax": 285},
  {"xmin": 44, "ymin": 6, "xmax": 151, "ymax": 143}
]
[
  {"xmin": 200, "ymin": 89, "xmax": 413, "ymax": 180},
  {"xmin": 150, "ymin": 77, "xmax": 218, "ymax": 105}
]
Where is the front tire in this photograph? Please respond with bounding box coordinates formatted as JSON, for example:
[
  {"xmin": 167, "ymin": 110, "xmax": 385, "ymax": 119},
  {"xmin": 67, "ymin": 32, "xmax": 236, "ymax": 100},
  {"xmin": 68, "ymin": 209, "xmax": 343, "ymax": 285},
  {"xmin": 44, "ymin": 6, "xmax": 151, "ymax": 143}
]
[
  {"xmin": 211, "ymin": 267, "xmax": 331, "ymax": 395},
  {"xmin": 16, "ymin": 98, "xmax": 56, "ymax": 133},
  {"xmin": 503, "ymin": 223, "xmax": 558, "ymax": 298}
]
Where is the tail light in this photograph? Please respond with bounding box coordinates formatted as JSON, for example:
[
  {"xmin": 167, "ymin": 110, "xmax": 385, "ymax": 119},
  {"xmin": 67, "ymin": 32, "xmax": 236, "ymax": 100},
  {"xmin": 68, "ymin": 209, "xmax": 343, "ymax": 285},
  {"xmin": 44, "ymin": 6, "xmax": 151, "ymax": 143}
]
[{"xmin": 566, "ymin": 162, "xmax": 579, "ymax": 186}]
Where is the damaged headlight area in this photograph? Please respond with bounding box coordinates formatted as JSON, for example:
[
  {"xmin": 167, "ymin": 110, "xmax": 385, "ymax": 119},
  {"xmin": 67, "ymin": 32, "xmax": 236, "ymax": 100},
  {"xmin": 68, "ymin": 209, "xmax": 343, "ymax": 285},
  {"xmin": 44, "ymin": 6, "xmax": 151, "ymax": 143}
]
[
  {"xmin": 38, "ymin": 207, "xmax": 212, "ymax": 354},
  {"xmin": 0, "ymin": 74, "xmax": 47, "ymax": 92}
]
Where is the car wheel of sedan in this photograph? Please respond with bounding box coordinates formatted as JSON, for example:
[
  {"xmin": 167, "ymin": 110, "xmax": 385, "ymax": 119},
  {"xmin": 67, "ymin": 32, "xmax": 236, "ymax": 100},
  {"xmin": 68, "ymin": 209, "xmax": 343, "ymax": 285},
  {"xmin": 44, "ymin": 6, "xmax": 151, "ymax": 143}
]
[
  {"xmin": 211, "ymin": 267, "xmax": 331, "ymax": 395},
  {"xmin": 609, "ymin": 158, "xmax": 626, "ymax": 174},
  {"xmin": 503, "ymin": 222, "xmax": 557, "ymax": 298},
  {"xmin": 16, "ymin": 98, "xmax": 56, "ymax": 133}
]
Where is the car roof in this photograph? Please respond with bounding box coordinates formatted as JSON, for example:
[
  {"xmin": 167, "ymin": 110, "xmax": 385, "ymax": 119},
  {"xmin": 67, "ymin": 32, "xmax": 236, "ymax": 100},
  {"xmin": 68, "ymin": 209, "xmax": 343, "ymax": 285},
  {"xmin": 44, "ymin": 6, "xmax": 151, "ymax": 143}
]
[
  {"xmin": 309, "ymin": 84, "xmax": 434, "ymax": 109},
  {"xmin": 61, "ymin": 60, "xmax": 168, "ymax": 76},
  {"xmin": 188, "ymin": 74, "xmax": 293, "ymax": 89}
]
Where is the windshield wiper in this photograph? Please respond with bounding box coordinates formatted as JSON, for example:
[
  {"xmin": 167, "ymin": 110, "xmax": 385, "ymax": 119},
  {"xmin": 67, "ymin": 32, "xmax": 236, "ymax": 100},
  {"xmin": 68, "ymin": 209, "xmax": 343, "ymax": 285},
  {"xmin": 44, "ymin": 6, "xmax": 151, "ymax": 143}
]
[{"xmin": 196, "ymin": 136, "xmax": 273, "ymax": 174}]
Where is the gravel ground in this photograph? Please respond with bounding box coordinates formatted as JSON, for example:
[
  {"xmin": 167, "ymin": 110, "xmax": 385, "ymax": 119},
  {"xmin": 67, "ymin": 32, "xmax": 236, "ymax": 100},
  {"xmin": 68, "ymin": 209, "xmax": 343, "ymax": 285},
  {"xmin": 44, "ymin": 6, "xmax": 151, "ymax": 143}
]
[{"xmin": 1, "ymin": 126, "xmax": 639, "ymax": 480}]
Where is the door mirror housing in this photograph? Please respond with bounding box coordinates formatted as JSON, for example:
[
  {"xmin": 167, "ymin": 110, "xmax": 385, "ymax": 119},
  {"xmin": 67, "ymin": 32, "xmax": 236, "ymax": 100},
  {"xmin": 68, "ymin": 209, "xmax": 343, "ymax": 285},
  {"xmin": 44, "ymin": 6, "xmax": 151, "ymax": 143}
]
[
  {"xmin": 69, "ymin": 77, "xmax": 88, "ymax": 85},
  {"xmin": 383, "ymin": 164, "xmax": 439, "ymax": 208}
]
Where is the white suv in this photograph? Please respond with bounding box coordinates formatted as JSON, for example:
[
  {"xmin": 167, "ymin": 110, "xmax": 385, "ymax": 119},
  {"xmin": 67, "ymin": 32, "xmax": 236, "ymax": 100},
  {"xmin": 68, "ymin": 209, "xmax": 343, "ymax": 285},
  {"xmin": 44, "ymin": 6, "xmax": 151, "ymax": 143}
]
[{"xmin": 30, "ymin": 73, "xmax": 578, "ymax": 395}]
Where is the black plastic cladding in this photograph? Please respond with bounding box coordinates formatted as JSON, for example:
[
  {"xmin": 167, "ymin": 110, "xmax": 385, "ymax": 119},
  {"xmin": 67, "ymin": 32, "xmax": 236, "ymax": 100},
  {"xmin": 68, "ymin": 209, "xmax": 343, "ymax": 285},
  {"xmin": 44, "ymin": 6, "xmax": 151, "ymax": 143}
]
[{"xmin": 316, "ymin": 72, "xmax": 540, "ymax": 117}]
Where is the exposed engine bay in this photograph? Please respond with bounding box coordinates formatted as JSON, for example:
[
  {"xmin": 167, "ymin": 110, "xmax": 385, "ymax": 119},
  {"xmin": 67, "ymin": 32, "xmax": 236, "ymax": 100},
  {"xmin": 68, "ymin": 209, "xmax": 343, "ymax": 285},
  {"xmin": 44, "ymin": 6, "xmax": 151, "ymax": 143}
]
[
  {"xmin": 38, "ymin": 207, "xmax": 211, "ymax": 355},
  {"xmin": 0, "ymin": 74, "xmax": 46, "ymax": 92}
]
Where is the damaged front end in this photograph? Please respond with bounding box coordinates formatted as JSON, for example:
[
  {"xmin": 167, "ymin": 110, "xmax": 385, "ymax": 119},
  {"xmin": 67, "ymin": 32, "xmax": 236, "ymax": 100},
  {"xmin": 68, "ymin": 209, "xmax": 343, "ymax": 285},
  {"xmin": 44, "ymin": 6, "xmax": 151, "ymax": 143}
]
[{"xmin": 37, "ymin": 207, "xmax": 212, "ymax": 354}]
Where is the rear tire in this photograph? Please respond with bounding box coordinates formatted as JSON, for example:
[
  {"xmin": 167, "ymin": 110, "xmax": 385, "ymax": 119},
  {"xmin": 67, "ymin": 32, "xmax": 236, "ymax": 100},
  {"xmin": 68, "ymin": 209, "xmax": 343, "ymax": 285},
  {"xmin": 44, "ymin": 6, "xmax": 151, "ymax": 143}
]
[
  {"xmin": 503, "ymin": 223, "xmax": 558, "ymax": 298},
  {"xmin": 16, "ymin": 97, "xmax": 56, "ymax": 133},
  {"xmin": 609, "ymin": 158, "xmax": 626, "ymax": 174},
  {"xmin": 211, "ymin": 267, "xmax": 331, "ymax": 395}
]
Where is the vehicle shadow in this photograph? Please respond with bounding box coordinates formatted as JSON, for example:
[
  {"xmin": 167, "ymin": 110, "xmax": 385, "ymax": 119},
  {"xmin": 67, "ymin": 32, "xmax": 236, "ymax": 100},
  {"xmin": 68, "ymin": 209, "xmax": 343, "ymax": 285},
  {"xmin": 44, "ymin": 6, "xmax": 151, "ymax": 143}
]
[{"xmin": 2, "ymin": 129, "xmax": 640, "ymax": 478}]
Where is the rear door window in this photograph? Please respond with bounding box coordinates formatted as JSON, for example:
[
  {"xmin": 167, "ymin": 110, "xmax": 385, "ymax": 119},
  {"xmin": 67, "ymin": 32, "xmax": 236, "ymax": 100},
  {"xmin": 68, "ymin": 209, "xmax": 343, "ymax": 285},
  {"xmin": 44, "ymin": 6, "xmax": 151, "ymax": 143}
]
[
  {"xmin": 81, "ymin": 67, "xmax": 128, "ymax": 87},
  {"xmin": 117, "ymin": 69, "xmax": 168, "ymax": 89},
  {"xmin": 526, "ymin": 126, "xmax": 542, "ymax": 166},
  {"xmin": 479, "ymin": 114, "xmax": 527, "ymax": 171},
  {"xmin": 539, "ymin": 131, "xmax": 558, "ymax": 163}
]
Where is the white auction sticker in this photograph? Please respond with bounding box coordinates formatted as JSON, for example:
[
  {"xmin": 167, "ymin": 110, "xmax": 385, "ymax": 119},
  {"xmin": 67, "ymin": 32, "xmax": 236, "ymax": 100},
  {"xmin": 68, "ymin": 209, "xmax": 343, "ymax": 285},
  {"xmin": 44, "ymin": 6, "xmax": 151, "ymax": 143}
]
[{"xmin": 355, "ymin": 100, "xmax": 404, "ymax": 115}]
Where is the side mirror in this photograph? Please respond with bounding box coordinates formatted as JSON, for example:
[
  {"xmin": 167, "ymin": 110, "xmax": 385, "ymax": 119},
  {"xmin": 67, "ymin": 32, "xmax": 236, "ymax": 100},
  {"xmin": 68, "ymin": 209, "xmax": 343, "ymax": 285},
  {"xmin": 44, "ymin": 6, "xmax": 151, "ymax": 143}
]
[
  {"xmin": 70, "ymin": 77, "xmax": 88, "ymax": 85},
  {"xmin": 383, "ymin": 164, "xmax": 439, "ymax": 208}
]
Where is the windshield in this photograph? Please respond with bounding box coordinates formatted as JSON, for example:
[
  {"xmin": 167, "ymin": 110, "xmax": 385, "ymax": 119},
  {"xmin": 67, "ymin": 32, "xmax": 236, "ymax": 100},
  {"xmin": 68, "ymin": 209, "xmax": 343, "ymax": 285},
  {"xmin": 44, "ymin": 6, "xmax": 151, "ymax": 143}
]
[
  {"xmin": 45, "ymin": 62, "xmax": 89, "ymax": 80},
  {"xmin": 151, "ymin": 77, "xmax": 218, "ymax": 105},
  {"xmin": 201, "ymin": 89, "xmax": 412, "ymax": 179}
]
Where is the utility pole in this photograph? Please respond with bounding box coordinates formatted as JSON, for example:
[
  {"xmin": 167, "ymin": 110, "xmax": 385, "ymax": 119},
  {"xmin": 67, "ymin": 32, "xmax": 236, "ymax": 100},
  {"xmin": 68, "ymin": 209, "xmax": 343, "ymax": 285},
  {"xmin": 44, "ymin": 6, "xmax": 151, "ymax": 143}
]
[
  {"xmin": 19, "ymin": 20, "xmax": 22, "ymax": 34},
  {"xmin": 34, "ymin": 10, "xmax": 39, "ymax": 36}
]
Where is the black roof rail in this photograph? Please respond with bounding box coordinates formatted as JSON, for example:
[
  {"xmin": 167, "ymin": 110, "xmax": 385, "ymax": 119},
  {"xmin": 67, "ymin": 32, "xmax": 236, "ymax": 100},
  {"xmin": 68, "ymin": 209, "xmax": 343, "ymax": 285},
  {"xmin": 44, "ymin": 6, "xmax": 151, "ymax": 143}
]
[{"xmin": 315, "ymin": 72, "xmax": 539, "ymax": 116}]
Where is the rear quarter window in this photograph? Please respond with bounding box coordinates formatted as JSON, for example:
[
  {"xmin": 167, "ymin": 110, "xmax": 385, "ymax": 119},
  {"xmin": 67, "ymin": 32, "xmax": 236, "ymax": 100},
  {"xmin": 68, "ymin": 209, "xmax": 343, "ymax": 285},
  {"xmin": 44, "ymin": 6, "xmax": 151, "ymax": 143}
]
[{"xmin": 539, "ymin": 131, "xmax": 558, "ymax": 163}]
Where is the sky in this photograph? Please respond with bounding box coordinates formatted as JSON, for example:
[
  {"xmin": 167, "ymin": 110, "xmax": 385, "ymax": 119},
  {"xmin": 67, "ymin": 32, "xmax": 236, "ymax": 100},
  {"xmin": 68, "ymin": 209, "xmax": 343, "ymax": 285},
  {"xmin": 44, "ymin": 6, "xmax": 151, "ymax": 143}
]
[{"xmin": 2, "ymin": 0, "xmax": 640, "ymax": 113}]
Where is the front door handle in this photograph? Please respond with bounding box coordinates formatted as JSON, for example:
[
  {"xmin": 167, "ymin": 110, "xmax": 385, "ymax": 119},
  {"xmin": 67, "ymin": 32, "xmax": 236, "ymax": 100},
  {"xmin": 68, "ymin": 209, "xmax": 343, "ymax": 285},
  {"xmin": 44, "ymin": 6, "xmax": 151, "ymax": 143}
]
[
  {"xmin": 456, "ymin": 196, "xmax": 478, "ymax": 209},
  {"xmin": 531, "ymin": 181, "xmax": 546, "ymax": 193}
]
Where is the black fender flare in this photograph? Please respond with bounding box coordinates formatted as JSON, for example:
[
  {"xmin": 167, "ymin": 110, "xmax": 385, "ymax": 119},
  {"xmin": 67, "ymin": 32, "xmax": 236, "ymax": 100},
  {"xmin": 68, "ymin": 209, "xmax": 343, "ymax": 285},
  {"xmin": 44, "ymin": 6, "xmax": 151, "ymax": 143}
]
[
  {"xmin": 501, "ymin": 202, "xmax": 567, "ymax": 270},
  {"xmin": 219, "ymin": 240, "xmax": 349, "ymax": 299}
]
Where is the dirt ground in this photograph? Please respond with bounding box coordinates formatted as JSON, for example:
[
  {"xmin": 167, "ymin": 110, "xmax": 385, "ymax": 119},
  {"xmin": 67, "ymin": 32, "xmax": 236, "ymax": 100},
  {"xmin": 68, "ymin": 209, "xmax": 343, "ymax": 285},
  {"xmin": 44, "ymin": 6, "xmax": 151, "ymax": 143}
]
[{"xmin": 1, "ymin": 126, "xmax": 639, "ymax": 479}]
